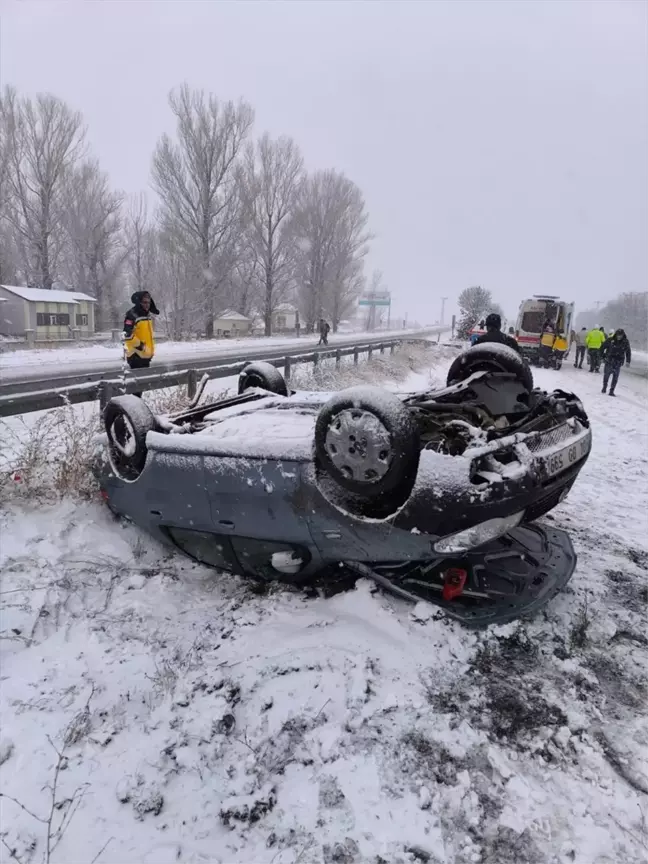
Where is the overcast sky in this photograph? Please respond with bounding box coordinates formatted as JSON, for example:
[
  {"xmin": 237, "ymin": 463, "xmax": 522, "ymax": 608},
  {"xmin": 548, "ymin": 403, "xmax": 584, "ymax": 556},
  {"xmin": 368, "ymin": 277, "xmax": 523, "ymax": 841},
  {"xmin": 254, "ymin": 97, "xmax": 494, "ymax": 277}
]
[{"xmin": 1, "ymin": 0, "xmax": 646, "ymax": 323}]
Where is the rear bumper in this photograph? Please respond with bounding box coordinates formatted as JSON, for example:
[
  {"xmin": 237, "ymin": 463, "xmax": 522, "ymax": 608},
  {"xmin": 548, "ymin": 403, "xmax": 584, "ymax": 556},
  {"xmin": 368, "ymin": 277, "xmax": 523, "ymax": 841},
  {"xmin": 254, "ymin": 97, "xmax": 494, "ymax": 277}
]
[{"xmin": 369, "ymin": 523, "xmax": 577, "ymax": 627}]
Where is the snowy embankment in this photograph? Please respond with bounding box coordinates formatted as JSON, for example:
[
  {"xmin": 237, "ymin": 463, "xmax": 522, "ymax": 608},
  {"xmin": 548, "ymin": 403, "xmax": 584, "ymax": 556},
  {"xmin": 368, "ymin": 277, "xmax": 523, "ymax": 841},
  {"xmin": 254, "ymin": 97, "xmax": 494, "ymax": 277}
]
[{"xmin": 1, "ymin": 349, "xmax": 647, "ymax": 864}]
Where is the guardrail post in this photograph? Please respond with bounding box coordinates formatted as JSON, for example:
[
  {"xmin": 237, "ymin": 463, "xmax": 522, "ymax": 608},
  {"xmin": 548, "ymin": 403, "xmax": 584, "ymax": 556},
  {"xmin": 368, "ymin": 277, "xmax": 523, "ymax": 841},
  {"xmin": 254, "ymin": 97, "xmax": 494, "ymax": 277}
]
[
  {"xmin": 313, "ymin": 352, "xmax": 320, "ymax": 369},
  {"xmin": 99, "ymin": 381, "xmax": 114, "ymax": 412},
  {"xmin": 380, "ymin": 343, "xmax": 385, "ymax": 355},
  {"xmin": 187, "ymin": 369, "xmax": 198, "ymax": 400},
  {"xmin": 390, "ymin": 342, "xmax": 395, "ymax": 355},
  {"xmin": 335, "ymin": 349, "xmax": 341, "ymax": 370},
  {"xmin": 368, "ymin": 346, "xmax": 373, "ymax": 361},
  {"xmin": 284, "ymin": 356, "xmax": 291, "ymax": 383},
  {"xmin": 353, "ymin": 347, "xmax": 359, "ymax": 365}
]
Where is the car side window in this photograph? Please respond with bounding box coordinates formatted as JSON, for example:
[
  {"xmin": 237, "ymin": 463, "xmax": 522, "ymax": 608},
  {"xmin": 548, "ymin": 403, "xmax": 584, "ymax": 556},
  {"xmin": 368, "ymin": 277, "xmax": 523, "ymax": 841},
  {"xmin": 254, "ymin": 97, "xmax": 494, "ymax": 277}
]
[
  {"xmin": 166, "ymin": 527, "xmax": 236, "ymax": 571},
  {"xmin": 230, "ymin": 536, "xmax": 310, "ymax": 578}
]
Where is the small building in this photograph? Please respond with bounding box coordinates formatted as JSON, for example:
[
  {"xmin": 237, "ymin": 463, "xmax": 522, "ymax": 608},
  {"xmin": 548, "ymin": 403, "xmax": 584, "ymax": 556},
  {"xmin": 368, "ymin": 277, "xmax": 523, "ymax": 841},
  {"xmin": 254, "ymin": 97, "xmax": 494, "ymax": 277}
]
[
  {"xmin": 212, "ymin": 310, "xmax": 252, "ymax": 338},
  {"xmin": 0, "ymin": 284, "xmax": 97, "ymax": 340},
  {"xmin": 272, "ymin": 303, "xmax": 298, "ymax": 333}
]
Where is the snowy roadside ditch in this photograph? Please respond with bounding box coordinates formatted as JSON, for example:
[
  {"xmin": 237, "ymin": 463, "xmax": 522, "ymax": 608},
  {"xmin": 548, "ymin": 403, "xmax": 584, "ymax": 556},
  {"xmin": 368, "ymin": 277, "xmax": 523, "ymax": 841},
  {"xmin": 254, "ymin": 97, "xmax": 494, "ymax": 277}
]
[{"xmin": 1, "ymin": 347, "xmax": 647, "ymax": 864}]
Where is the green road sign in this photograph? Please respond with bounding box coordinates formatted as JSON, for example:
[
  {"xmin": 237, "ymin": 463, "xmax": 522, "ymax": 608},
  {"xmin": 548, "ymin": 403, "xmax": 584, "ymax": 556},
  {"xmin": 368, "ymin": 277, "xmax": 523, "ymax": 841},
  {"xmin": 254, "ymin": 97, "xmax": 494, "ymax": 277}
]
[{"xmin": 358, "ymin": 299, "xmax": 391, "ymax": 307}]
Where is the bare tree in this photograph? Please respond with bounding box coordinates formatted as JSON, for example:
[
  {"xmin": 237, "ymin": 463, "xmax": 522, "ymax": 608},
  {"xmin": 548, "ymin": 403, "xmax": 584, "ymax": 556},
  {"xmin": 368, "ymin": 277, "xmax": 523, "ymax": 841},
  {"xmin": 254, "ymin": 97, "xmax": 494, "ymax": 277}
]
[
  {"xmin": 225, "ymin": 248, "xmax": 262, "ymax": 318},
  {"xmin": 124, "ymin": 193, "xmax": 157, "ymax": 294},
  {"xmin": 240, "ymin": 134, "xmax": 303, "ymax": 335},
  {"xmin": 151, "ymin": 84, "xmax": 254, "ymax": 336},
  {"xmin": 0, "ymin": 87, "xmax": 20, "ymax": 284},
  {"xmin": 3, "ymin": 89, "xmax": 86, "ymax": 289},
  {"xmin": 153, "ymin": 227, "xmax": 205, "ymax": 340},
  {"xmin": 61, "ymin": 159, "xmax": 125, "ymax": 329},
  {"xmin": 293, "ymin": 170, "xmax": 370, "ymax": 332}
]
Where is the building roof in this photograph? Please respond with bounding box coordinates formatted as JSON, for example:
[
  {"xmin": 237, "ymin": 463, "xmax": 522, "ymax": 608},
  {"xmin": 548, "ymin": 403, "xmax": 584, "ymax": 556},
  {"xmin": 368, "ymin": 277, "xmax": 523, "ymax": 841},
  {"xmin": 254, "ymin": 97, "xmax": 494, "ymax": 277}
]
[
  {"xmin": 274, "ymin": 303, "xmax": 296, "ymax": 313},
  {"xmin": 216, "ymin": 310, "xmax": 250, "ymax": 321},
  {"xmin": 0, "ymin": 284, "xmax": 97, "ymax": 304}
]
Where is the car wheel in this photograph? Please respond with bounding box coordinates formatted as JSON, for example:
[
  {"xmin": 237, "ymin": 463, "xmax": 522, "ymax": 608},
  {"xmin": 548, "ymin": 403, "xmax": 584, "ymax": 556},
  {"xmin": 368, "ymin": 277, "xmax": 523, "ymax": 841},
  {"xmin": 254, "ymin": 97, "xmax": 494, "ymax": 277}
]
[
  {"xmin": 315, "ymin": 385, "xmax": 420, "ymax": 505},
  {"xmin": 238, "ymin": 361, "xmax": 288, "ymax": 396},
  {"xmin": 447, "ymin": 343, "xmax": 534, "ymax": 391},
  {"xmin": 104, "ymin": 395, "xmax": 157, "ymax": 481}
]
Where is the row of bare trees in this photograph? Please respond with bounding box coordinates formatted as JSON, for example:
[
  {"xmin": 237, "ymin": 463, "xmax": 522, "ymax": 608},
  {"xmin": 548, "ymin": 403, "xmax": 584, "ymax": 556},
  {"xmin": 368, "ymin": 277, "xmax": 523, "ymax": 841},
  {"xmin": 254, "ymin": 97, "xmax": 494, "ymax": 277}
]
[{"xmin": 0, "ymin": 84, "xmax": 375, "ymax": 337}]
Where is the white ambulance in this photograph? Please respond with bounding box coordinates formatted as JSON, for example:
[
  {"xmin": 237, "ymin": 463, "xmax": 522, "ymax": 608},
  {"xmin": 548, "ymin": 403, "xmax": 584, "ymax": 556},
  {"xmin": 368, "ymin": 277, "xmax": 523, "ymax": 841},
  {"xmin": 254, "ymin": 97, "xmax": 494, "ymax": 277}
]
[{"xmin": 515, "ymin": 296, "xmax": 575, "ymax": 363}]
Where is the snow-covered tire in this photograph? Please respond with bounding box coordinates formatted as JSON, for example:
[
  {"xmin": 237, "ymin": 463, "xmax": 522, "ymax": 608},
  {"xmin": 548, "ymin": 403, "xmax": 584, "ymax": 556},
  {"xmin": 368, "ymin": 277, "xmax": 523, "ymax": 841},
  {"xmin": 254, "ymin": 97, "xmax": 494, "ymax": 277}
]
[
  {"xmin": 315, "ymin": 385, "xmax": 420, "ymax": 504},
  {"xmin": 238, "ymin": 361, "xmax": 288, "ymax": 396},
  {"xmin": 104, "ymin": 395, "xmax": 157, "ymax": 481},
  {"xmin": 447, "ymin": 343, "xmax": 534, "ymax": 391}
]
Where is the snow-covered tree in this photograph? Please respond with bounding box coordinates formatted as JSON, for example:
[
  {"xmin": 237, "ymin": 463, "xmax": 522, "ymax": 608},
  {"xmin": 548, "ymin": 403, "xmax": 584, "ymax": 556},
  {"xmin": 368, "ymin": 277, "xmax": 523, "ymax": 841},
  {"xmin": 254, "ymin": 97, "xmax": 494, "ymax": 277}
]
[{"xmin": 456, "ymin": 285, "xmax": 493, "ymax": 338}]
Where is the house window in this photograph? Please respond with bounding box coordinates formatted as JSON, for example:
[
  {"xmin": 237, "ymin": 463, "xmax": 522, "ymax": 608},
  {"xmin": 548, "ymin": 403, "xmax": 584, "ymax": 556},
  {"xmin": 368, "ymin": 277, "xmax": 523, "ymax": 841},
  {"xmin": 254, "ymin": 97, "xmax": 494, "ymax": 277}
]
[
  {"xmin": 37, "ymin": 312, "xmax": 68, "ymax": 326},
  {"xmin": 76, "ymin": 314, "xmax": 88, "ymax": 326},
  {"xmin": 277, "ymin": 315, "xmax": 286, "ymax": 328}
]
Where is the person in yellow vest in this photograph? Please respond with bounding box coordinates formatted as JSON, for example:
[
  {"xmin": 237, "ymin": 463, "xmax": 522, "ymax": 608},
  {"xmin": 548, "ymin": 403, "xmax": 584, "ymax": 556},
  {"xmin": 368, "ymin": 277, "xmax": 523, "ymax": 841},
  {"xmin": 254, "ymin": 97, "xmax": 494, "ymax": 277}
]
[
  {"xmin": 585, "ymin": 326, "xmax": 605, "ymax": 373},
  {"xmin": 539, "ymin": 323, "xmax": 556, "ymax": 366},
  {"xmin": 553, "ymin": 331, "xmax": 568, "ymax": 353},
  {"xmin": 123, "ymin": 290, "xmax": 159, "ymax": 369}
]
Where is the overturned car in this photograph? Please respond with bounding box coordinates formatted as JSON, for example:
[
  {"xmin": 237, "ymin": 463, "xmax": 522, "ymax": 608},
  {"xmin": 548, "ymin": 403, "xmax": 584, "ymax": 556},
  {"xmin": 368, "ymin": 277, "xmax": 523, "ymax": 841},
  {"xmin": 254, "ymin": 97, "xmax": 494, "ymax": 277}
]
[{"xmin": 99, "ymin": 343, "xmax": 591, "ymax": 626}]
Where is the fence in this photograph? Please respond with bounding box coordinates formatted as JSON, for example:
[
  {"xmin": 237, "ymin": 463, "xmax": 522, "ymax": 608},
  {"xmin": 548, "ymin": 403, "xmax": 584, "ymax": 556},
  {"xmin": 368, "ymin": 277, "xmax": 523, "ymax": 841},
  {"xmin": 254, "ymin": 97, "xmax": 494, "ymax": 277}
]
[{"xmin": 0, "ymin": 339, "xmax": 410, "ymax": 419}]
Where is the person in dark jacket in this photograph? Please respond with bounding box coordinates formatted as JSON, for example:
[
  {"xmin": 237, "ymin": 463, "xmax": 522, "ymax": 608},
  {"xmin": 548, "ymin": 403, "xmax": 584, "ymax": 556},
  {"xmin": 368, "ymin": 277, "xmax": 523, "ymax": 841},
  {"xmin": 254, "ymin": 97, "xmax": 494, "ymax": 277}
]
[
  {"xmin": 600, "ymin": 328, "xmax": 631, "ymax": 396},
  {"xmin": 474, "ymin": 312, "xmax": 521, "ymax": 354},
  {"xmin": 318, "ymin": 318, "xmax": 330, "ymax": 346}
]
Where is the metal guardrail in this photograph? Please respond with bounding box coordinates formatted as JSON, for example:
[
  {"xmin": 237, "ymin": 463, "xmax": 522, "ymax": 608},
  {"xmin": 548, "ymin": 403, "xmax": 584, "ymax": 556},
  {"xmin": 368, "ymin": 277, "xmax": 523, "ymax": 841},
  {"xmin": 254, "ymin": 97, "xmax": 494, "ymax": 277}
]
[{"xmin": 0, "ymin": 338, "xmax": 418, "ymax": 418}]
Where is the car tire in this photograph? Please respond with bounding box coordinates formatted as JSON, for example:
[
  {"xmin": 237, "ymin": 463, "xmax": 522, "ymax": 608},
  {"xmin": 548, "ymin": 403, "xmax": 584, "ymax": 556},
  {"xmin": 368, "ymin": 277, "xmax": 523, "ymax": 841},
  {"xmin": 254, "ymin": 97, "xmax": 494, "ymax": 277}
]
[
  {"xmin": 238, "ymin": 361, "xmax": 288, "ymax": 396},
  {"xmin": 447, "ymin": 343, "xmax": 534, "ymax": 391},
  {"xmin": 104, "ymin": 394, "xmax": 157, "ymax": 481},
  {"xmin": 315, "ymin": 385, "xmax": 420, "ymax": 505}
]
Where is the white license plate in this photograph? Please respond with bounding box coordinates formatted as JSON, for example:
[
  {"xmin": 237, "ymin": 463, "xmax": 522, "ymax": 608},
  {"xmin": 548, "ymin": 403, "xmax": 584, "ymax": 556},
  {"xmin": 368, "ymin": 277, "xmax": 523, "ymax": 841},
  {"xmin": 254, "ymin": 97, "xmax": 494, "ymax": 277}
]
[{"xmin": 544, "ymin": 434, "xmax": 591, "ymax": 478}]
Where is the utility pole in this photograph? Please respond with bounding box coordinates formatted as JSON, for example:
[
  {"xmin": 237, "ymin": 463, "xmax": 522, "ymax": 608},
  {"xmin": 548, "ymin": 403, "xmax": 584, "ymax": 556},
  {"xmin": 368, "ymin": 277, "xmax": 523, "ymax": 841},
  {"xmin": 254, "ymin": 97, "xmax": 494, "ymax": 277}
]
[{"xmin": 440, "ymin": 297, "xmax": 448, "ymax": 326}]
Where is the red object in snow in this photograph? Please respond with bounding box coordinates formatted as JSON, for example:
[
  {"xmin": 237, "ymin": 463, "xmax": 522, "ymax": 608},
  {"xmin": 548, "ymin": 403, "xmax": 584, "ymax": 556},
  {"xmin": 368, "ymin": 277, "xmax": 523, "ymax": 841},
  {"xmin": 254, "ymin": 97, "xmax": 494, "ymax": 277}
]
[{"xmin": 442, "ymin": 567, "xmax": 468, "ymax": 601}]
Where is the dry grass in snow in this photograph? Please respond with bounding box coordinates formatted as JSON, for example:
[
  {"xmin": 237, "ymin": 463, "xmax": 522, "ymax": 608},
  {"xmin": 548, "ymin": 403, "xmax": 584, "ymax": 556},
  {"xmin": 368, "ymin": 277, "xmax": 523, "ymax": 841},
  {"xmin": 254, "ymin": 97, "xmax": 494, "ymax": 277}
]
[{"xmin": 0, "ymin": 343, "xmax": 437, "ymax": 507}]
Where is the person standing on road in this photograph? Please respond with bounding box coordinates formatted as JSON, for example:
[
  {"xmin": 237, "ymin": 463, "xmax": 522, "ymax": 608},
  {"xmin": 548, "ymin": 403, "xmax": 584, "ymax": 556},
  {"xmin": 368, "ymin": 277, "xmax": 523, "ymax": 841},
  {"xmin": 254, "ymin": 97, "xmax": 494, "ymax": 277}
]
[
  {"xmin": 585, "ymin": 326, "xmax": 605, "ymax": 372},
  {"xmin": 123, "ymin": 291, "xmax": 159, "ymax": 376},
  {"xmin": 473, "ymin": 313, "xmax": 522, "ymax": 354},
  {"xmin": 601, "ymin": 328, "xmax": 631, "ymax": 396},
  {"xmin": 572, "ymin": 326, "xmax": 587, "ymax": 368},
  {"xmin": 318, "ymin": 318, "xmax": 330, "ymax": 346}
]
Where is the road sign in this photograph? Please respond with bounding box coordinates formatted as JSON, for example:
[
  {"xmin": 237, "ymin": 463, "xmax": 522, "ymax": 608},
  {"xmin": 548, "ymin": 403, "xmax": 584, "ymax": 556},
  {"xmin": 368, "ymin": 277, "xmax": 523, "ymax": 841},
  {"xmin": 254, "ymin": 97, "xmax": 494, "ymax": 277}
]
[{"xmin": 358, "ymin": 298, "xmax": 391, "ymax": 307}]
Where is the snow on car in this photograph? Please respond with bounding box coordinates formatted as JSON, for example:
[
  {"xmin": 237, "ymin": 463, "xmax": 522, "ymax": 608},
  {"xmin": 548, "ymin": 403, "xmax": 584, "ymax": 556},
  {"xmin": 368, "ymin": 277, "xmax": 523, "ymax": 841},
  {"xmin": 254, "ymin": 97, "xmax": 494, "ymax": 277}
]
[{"xmin": 98, "ymin": 346, "xmax": 592, "ymax": 626}]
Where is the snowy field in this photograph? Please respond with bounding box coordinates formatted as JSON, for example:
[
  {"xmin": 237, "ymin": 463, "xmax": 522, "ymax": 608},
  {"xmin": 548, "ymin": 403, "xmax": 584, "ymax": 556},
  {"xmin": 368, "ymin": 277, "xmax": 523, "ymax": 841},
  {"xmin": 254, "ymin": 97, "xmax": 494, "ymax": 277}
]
[{"xmin": 1, "ymin": 351, "xmax": 647, "ymax": 864}]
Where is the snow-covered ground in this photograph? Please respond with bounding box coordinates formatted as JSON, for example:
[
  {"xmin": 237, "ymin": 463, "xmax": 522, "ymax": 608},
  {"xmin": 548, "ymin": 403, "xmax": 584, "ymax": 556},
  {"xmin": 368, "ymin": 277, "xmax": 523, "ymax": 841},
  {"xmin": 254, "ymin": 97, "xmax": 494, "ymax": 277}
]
[
  {"xmin": 0, "ymin": 327, "xmax": 438, "ymax": 372},
  {"xmin": 1, "ymin": 352, "xmax": 647, "ymax": 864}
]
